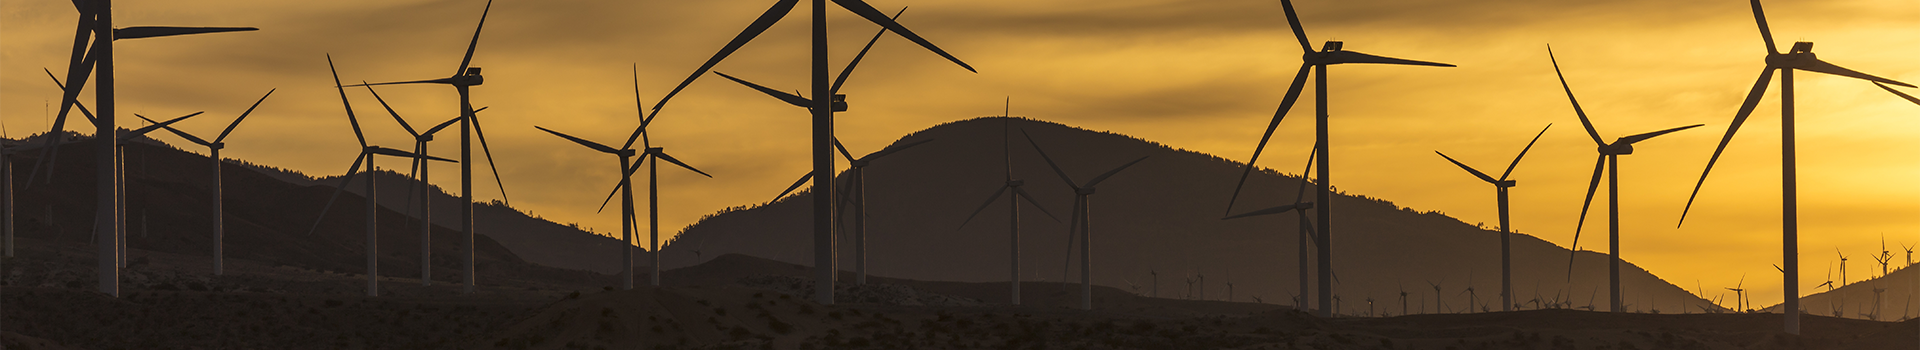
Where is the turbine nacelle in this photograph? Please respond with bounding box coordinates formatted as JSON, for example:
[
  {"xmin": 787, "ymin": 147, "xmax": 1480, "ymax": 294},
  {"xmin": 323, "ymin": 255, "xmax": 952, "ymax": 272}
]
[
  {"xmin": 1599, "ymin": 142, "xmax": 1633, "ymax": 155},
  {"xmin": 850, "ymin": 158, "xmax": 871, "ymax": 167},
  {"xmin": 209, "ymin": 142, "xmax": 226, "ymax": 151},
  {"xmin": 617, "ymin": 149, "xmax": 636, "ymax": 158},
  {"xmin": 457, "ymin": 67, "xmax": 485, "ymax": 86},
  {"xmin": 1495, "ymin": 180, "xmax": 1516, "ymax": 188},
  {"xmin": 1765, "ymin": 43, "xmax": 1818, "ymax": 68},
  {"xmin": 830, "ymin": 94, "xmax": 848, "ymax": 112},
  {"xmin": 1076, "ymin": 187, "xmax": 1096, "ymax": 196},
  {"xmin": 1007, "ymin": 179, "xmax": 1025, "ymax": 187}
]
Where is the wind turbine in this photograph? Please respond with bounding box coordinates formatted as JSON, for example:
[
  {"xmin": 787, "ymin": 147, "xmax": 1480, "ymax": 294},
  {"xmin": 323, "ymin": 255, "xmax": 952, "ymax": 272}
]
[
  {"xmin": 959, "ymin": 103, "xmax": 1059, "ymax": 305},
  {"xmin": 1148, "ymin": 270, "xmax": 1158, "ymax": 298},
  {"xmin": 715, "ymin": 9, "xmax": 930, "ymax": 287},
  {"xmin": 1875, "ymin": 234, "xmax": 1895, "ymax": 277},
  {"xmin": 536, "ymin": 120, "xmax": 709, "ymax": 288},
  {"xmin": 1224, "ymin": 0, "xmax": 1454, "ymax": 317},
  {"xmin": 1838, "ymin": 248, "xmax": 1851, "ymax": 287},
  {"xmin": 365, "ymin": 85, "xmax": 471, "ymax": 287},
  {"xmin": 1549, "ymin": 48, "xmax": 1703, "ymax": 313},
  {"xmin": 135, "ymin": 90, "xmax": 274, "ymax": 276},
  {"xmin": 1427, "ymin": 280, "xmax": 1446, "ymax": 314},
  {"xmin": 312, "ymin": 56, "xmax": 458, "ymax": 297},
  {"xmin": 1225, "ymin": 144, "xmax": 1319, "ymax": 312},
  {"xmin": 1727, "ymin": 275, "xmax": 1748, "ymax": 312},
  {"xmin": 1398, "ymin": 283, "xmax": 1409, "ymax": 315},
  {"xmin": 114, "ymin": 112, "xmax": 205, "ymax": 267},
  {"xmin": 1434, "ymin": 124, "xmax": 1549, "ymax": 312},
  {"xmin": 1024, "ymin": 130, "xmax": 1148, "ymax": 310},
  {"xmin": 34, "ymin": 0, "xmax": 255, "ymax": 297},
  {"xmin": 342, "ymin": 0, "xmax": 509, "ymax": 294},
  {"xmin": 656, "ymin": 0, "xmax": 973, "ymax": 306},
  {"xmin": 1674, "ymin": 0, "xmax": 1914, "ymax": 334}
]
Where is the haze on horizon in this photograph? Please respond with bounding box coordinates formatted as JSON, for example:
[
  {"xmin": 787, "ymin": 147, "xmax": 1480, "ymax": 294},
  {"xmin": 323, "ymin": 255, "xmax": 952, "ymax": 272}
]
[{"xmin": 1, "ymin": 0, "xmax": 1916, "ymax": 308}]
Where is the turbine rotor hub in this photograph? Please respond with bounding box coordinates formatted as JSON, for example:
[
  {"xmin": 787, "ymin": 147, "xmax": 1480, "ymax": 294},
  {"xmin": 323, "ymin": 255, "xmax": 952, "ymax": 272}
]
[
  {"xmin": 1600, "ymin": 143, "xmax": 1633, "ymax": 155},
  {"xmin": 1076, "ymin": 187, "xmax": 1096, "ymax": 195},
  {"xmin": 209, "ymin": 142, "xmax": 226, "ymax": 151},
  {"xmin": 1008, "ymin": 179, "xmax": 1024, "ymax": 187},
  {"xmin": 1496, "ymin": 180, "xmax": 1516, "ymax": 188}
]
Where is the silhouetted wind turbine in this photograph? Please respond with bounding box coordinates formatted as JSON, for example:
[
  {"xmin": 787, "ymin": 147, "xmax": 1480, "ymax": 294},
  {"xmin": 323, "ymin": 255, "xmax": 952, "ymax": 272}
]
[
  {"xmin": 112, "ymin": 112, "xmax": 204, "ymax": 267},
  {"xmin": 364, "ymin": 85, "xmax": 474, "ymax": 287},
  {"xmin": 1224, "ymin": 0, "xmax": 1453, "ymax": 317},
  {"xmin": 313, "ymin": 56, "xmax": 458, "ymax": 297},
  {"xmin": 342, "ymin": 0, "xmax": 506, "ymax": 294},
  {"xmin": 1838, "ymin": 248, "xmax": 1851, "ymax": 287},
  {"xmin": 36, "ymin": 0, "xmax": 255, "ymax": 297},
  {"xmin": 1549, "ymin": 47, "xmax": 1703, "ymax": 313},
  {"xmin": 1434, "ymin": 124, "xmax": 1549, "ymax": 312},
  {"xmin": 535, "ymin": 126, "xmax": 645, "ymax": 289},
  {"xmin": 1024, "ymin": 130, "xmax": 1147, "ymax": 310},
  {"xmin": 1427, "ymin": 280, "xmax": 1446, "ymax": 313},
  {"xmin": 1727, "ymin": 275, "xmax": 1748, "ymax": 312},
  {"xmin": 1225, "ymin": 144, "xmax": 1319, "ymax": 312},
  {"xmin": 657, "ymin": 0, "xmax": 973, "ymax": 305},
  {"xmin": 1674, "ymin": 0, "xmax": 1914, "ymax": 334},
  {"xmin": 136, "ymin": 90, "xmax": 274, "ymax": 276},
  {"xmin": 959, "ymin": 104, "xmax": 1059, "ymax": 305},
  {"xmin": 723, "ymin": 77, "xmax": 934, "ymax": 287}
]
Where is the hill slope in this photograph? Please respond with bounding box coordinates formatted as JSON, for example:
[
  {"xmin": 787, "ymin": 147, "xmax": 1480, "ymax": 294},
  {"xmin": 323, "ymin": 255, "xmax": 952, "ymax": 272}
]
[{"xmin": 649, "ymin": 117, "xmax": 1717, "ymax": 314}]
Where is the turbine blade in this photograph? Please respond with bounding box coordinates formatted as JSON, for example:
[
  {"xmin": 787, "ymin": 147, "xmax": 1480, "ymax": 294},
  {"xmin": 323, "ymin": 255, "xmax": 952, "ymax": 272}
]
[
  {"xmin": 1292, "ymin": 142, "xmax": 1319, "ymax": 205},
  {"xmin": 1617, "ymin": 124, "xmax": 1704, "ymax": 145},
  {"xmin": 1084, "ymin": 156, "xmax": 1148, "ymax": 188},
  {"xmin": 341, "ymin": 78, "xmax": 455, "ymax": 87},
  {"xmin": 861, "ymin": 138, "xmax": 932, "ymax": 162},
  {"xmin": 1323, "ymin": 51, "xmax": 1455, "ymax": 67},
  {"xmin": 1794, "ymin": 58, "xmax": 1914, "ymax": 88},
  {"xmin": 307, "ymin": 153, "xmax": 368, "ymax": 236},
  {"xmin": 832, "ymin": 7, "xmax": 906, "ymax": 94},
  {"xmin": 1548, "ymin": 47, "xmax": 1606, "ymax": 146},
  {"xmin": 1435, "ymin": 151, "xmax": 1496, "ymax": 184},
  {"xmin": 1062, "ymin": 196, "xmax": 1084, "ymax": 281},
  {"xmin": 1012, "ymin": 186, "xmax": 1060, "ymax": 222},
  {"xmin": 623, "ymin": 65, "xmax": 648, "ymax": 150},
  {"xmin": 1223, "ymin": 203, "xmax": 1303, "ymax": 220},
  {"xmin": 456, "ymin": 0, "xmax": 494, "ymax": 76},
  {"xmin": 28, "ymin": 34, "xmax": 97, "ymax": 187},
  {"xmin": 1226, "ymin": 64, "xmax": 1310, "ymax": 215},
  {"xmin": 1748, "ymin": 0, "xmax": 1777, "ymax": 54},
  {"xmin": 714, "ymin": 71, "xmax": 812, "ymax": 108},
  {"xmin": 772, "ymin": 172, "xmax": 814, "ymax": 203},
  {"xmin": 215, "ymin": 89, "xmax": 275, "ymax": 142},
  {"xmin": 1019, "ymin": 130, "xmax": 1079, "ymax": 188},
  {"xmin": 1680, "ymin": 68, "xmax": 1774, "ymax": 227},
  {"xmin": 327, "ymin": 55, "xmax": 369, "ymax": 148},
  {"xmin": 368, "ymin": 146, "xmax": 456, "ymax": 163},
  {"xmin": 651, "ymin": 150, "xmax": 712, "ymax": 178},
  {"xmin": 122, "ymin": 112, "xmax": 204, "ymax": 140},
  {"xmin": 1567, "ymin": 154, "xmax": 1604, "ymax": 281},
  {"xmin": 534, "ymin": 126, "xmax": 619, "ymax": 154},
  {"xmin": 403, "ymin": 142, "xmax": 423, "ymax": 221},
  {"xmin": 832, "ymin": 137, "xmax": 855, "ymax": 163},
  {"xmin": 364, "ymin": 85, "xmax": 419, "ymax": 137},
  {"xmin": 1278, "ymin": 0, "xmax": 1312, "ymax": 52},
  {"xmin": 1876, "ymin": 82, "xmax": 1920, "ymax": 105},
  {"xmin": 832, "ymin": 0, "xmax": 976, "ymax": 73},
  {"xmin": 1498, "ymin": 124, "xmax": 1551, "ymax": 181},
  {"xmin": 650, "ymin": 0, "xmax": 800, "ymax": 120},
  {"xmin": 112, "ymin": 26, "xmax": 256, "ymax": 40},
  {"xmin": 958, "ymin": 186, "xmax": 1010, "ymax": 228},
  {"xmin": 423, "ymin": 114, "xmax": 465, "ymax": 136},
  {"xmin": 473, "ymin": 114, "xmax": 511, "ymax": 205},
  {"xmin": 134, "ymin": 114, "xmax": 212, "ymax": 146}
]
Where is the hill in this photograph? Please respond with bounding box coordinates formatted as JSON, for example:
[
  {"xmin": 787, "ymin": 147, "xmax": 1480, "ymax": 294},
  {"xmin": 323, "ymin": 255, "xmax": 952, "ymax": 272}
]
[{"xmin": 650, "ymin": 117, "xmax": 1720, "ymax": 315}]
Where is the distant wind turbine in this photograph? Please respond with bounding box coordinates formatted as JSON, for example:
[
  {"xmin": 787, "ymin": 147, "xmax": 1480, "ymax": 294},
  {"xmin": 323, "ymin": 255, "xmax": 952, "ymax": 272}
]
[
  {"xmin": 312, "ymin": 56, "xmax": 458, "ymax": 297},
  {"xmin": 1674, "ymin": 0, "xmax": 1914, "ymax": 334},
  {"xmin": 1549, "ymin": 47, "xmax": 1703, "ymax": 313},
  {"xmin": 959, "ymin": 103, "xmax": 1059, "ymax": 305},
  {"xmin": 1024, "ymin": 129, "xmax": 1147, "ymax": 310},
  {"xmin": 1434, "ymin": 124, "xmax": 1549, "ymax": 312},
  {"xmin": 364, "ymin": 85, "xmax": 472, "ymax": 287},
  {"xmin": 137, "ymin": 90, "xmax": 275, "ymax": 276},
  {"xmin": 342, "ymin": 0, "xmax": 507, "ymax": 294},
  {"xmin": 1225, "ymin": 144, "xmax": 1319, "ymax": 312},
  {"xmin": 1224, "ymin": 0, "xmax": 1454, "ymax": 317}
]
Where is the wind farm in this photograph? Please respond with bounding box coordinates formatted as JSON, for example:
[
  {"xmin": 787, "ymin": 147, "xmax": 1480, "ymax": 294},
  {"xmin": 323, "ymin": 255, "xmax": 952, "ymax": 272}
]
[{"xmin": 2, "ymin": 0, "xmax": 1918, "ymax": 349}]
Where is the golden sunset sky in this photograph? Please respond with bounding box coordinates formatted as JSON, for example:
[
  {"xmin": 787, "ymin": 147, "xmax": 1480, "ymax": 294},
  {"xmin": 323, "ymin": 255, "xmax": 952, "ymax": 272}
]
[{"xmin": 2, "ymin": 0, "xmax": 1916, "ymax": 307}]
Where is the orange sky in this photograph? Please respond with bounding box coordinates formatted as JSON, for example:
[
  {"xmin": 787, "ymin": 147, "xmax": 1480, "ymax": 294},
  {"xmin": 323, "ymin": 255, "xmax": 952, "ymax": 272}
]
[{"xmin": 2, "ymin": 0, "xmax": 1917, "ymax": 307}]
